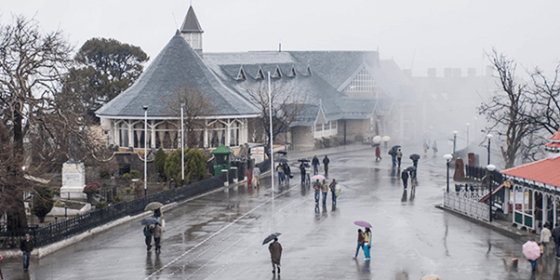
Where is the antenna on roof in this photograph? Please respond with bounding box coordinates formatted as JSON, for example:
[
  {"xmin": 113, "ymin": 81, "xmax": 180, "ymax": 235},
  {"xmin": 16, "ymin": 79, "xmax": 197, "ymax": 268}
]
[
  {"xmin": 172, "ymin": 12, "xmax": 178, "ymax": 30},
  {"xmin": 279, "ymin": 39, "xmax": 281, "ymax": 52}
]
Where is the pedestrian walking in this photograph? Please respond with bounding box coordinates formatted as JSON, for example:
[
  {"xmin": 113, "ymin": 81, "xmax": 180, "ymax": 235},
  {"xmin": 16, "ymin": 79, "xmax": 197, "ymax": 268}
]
[
  {"xmin": 299, "ymin": 162, "xmax": 307, "ymax": 185},
  {"xmin": 269, "ymin": 238, "xmax": 283, "ymax": 275},
  {"xmin": 552, "ymin": 224, "xmax": 560, "ymax": 258},
  {"xmin": 153, "ymin": 223, "xmax": 162, "ymax": 254},
  {"xmin": 282, "ymin": 163, "xmax": 292, "ymax": 185},
  {"xmin": 423, "ymin": 142, "xmax": 429, "ymax": 154},
  {"xmin": 541, "ymin": 223, "xmax": 552, "ymax": 255},
  {"xmin": 20, "ymin": 233, "xmax": 33, "ymax": 270},
  {"xmin": 396, "ymin": 149, "xmax": 402, "ymax": 169},
  {"xmin": 329, "ymin": 179, "xmax": 337, "ymax": 204},
  {"xmin": 432, "ymin": 141, "xmax": 438, "ymax": 154},
  {"xmin": 353, "ymin": 229, "xmax": 364, "ymax": 259},
  {"xmin": 401, "ymin": 170, "xmax": 409, "ymax": 189},
  {"xmin": 312, "ymin": 155, "xmax": 320, "ymax": 175},
  {"xmin": 323, "ymin": 155, "xmax": 330, "ymax": 178},
  {"xmin": 276, "ymin": 163, "xmax": 284, "ymax": 186},
  {"xmin": 144, "ymin": 224, "xmax": 154, "ymax": 251},
  {"xmin": 375, "ymin": 146, "xmax": 382, "ymax": 161},
  {"xmin": 0, "ymin": 251, "xmax": 4, "ymax": 280},
  {"xmin": 313, "ymin": 179, "xmax": 321, "ymax": 205},
  {"xmin": 253, "ymin": 166, "xmax": 261, "ymax": 188},
  {"xmin": 246, "ymin": 167, "xmax": 253, "ymax": 188},
  {"xmin": 363, "ymin": 228, "xmax": 371, "ymax": 260},
  {"xmin": 524, "ymin": 239, "xmax": 540, "ymax": 272},
  {"xmin": 304, "ymin": 163, "xmax": 311, "ymax": 187},
  {"xmin": 321, "ymin": 179, "xmax": 329, "ymax": 205}
]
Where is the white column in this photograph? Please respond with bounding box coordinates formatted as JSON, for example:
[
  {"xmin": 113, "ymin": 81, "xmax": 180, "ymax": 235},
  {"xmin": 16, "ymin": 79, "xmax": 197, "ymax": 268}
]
[
  {"xmin": 543, "ymin": 193, "xmax": 548, "ymax": 228},
  {"xmin": 512, "ymin": 186, "xmax": 516, "ymax": 224},
  {"xmin": 522, "ymin": 188, "xmax": 526, "ymax": 227},
  {"xmin": 554, "ymin": 198, "xmax": 558, "ymax": 227},
  {"xmin": 128, "ymin": 121, "xmax": 134, "ymax": 148},
  {"xmin": 204, "ymin": 126, "xmax": 209, "ymax": 148},
  {"xmin": 225, "ymin": 119, "xmax": 231, "ymax": 146},
  {"xmin": 531, "ymin": 190, "xmax": 535, "ymax": 231},
  {"xmin": 150, "ymin": 122, "xmax": 156, "ymax": 149}
]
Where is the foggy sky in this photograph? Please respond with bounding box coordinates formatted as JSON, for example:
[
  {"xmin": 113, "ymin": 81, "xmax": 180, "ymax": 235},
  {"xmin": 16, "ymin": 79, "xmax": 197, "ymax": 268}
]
[{"xmin": 2, "ymin": 0, "xmax": 560, "ymax": 77}]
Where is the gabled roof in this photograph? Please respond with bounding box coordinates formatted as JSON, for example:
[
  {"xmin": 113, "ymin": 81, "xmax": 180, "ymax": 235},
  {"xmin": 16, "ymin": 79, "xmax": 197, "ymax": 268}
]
[
  {"xmin": 96, "ymin": 35, "xmax": 258, "ymax": 119},
  {"xmin": 181, "ymin": 6, "xmax": 203, "ymax": 33},
  {"xmin": 502, "ymin": 157, "xmax": 560, "ymax": 188}
]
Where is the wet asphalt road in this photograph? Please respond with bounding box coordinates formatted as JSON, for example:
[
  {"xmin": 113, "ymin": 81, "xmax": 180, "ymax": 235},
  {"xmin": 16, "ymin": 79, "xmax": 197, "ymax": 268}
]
[{"xmin": 1, "ymin": 147, "xmax": 558, "ymax": 280}]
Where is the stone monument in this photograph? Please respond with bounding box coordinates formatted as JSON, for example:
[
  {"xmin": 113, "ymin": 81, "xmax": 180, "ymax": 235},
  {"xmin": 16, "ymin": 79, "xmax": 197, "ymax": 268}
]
[{"xmin": 60, "ymin": 136, "xmax": 86, "ymax": 199}]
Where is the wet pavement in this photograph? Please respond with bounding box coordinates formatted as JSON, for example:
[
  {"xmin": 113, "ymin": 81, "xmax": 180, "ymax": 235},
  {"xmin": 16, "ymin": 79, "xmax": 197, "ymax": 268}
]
[{"xmin": 1, "ymin": 144, "xmax": 558, "ymax": 279}]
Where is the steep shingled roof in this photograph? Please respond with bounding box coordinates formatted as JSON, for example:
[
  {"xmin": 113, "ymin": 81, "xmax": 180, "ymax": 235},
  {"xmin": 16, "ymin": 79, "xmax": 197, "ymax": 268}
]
[
  {"xmin": 180, "ymin": 6, "xmax": 203, "ymax": 33},
  {"xmin": 96, "ymin": 35, "xmax": 258, "ymax": 118}
]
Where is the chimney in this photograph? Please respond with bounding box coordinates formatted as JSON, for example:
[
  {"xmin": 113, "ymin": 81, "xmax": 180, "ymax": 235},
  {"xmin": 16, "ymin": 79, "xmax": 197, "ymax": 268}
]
[
  {"xmin": 444, "ymin": 68, "xmax": 452, "ymax": 78},
  {"xmin": 427, "ymin": 68, "xmax": 436, "ymax": 78}
]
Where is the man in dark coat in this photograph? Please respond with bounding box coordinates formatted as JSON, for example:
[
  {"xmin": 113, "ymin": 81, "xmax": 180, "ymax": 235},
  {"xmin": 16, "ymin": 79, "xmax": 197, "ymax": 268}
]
[
  {"xmin": 401, "ymin": 170, "xmax": 409, "ymax": 189},
  {"xmin": 20, "ymin": 234, "xmax": 34, "ymax": 270},
  {"xmin": 144, "ymin": 225, "xmax": 154, "ymax": 251},
  {"xmin": 323, "ymin": 155, "xmax": 330, "ymax": 177},
  {"xmin": 552, "ymin": 225, "xmax": 560, "ymax": 258},
  {"xmin": 299, "ymin": 162, "xmax": 306, "ymax": 185},
  {"xmin": 269, "ymin": 238, "xmax": 283, "ymax": 275},
  {"xmin": 312, "ymin": 155, "xmax": 320, "ymax": 175}
]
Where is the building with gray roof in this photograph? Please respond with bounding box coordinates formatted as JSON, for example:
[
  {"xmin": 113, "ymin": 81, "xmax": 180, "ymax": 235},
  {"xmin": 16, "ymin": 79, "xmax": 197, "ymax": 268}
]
[{"xmin": 96, "ymin": 6, "xmax": 415, "ymax": 152}]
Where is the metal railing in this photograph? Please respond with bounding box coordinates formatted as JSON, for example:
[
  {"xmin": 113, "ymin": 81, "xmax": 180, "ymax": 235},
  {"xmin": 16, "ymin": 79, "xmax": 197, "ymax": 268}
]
[
  {"xmin": 0, "ymin": 176, "xmax": 224, "ymax": 249},
  {"xmin": 444, "ymin": 192, "xmax": 490, "ymax": 222},
  {"xmin": 464, "ymin": 165, "xmax": 503, "ymax": 185}
]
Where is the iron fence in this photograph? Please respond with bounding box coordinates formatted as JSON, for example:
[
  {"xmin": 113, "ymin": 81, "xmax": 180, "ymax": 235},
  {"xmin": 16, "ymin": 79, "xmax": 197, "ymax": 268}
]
[
  {"xmin": 0, "ymin": 176, "xmax": 223, "ymax": 249},
  {"xmin": 464, "ymin": 165, "xmax": 503, "ymax": 185}
]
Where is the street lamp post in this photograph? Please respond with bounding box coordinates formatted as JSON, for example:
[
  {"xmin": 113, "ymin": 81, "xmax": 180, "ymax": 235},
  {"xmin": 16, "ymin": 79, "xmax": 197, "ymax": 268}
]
[
  {"xmin": 487, "ymin": 164, "xmax": 496, "ymax": 222},
  {"xmin": 444, "ymin": 154, "xmax": 453, "ymax": 193},
  {"xmin": 486, "ymin": 133, "xmax": 493, "ymax": 165},
  {"xmin": 465, "ymin": 123, "xmax": 470, "ymax": 147},
  {"xmin": 181, "ymin": 103, "xmax": 185, "ymax": 186},
  {"xmin": 268, "ymin": 72, "xmax": 274, "ymax": 194},
  {"xmin": 143, "ymin": 105, "xmax": 148, "ymax": 197},
  {"xmin": 452, "ymin": 130, "xmax": 459, "ymax": 157}
]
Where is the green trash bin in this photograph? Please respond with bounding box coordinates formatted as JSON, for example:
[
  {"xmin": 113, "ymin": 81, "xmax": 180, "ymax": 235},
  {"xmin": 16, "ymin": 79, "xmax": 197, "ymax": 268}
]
[{"xmin": 211, "ymin": 145, "xmax": 232, "ymax": 177}]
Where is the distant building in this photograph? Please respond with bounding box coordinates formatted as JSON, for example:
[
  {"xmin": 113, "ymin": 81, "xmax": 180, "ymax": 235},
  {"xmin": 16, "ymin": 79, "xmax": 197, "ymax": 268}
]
[{"xmin": 96, "ymin": 6, "xmax": 414, "ymax": 152}]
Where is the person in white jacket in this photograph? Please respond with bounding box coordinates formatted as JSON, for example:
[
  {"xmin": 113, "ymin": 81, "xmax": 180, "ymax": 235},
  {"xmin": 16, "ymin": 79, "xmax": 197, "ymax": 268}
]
[{"xmin": 541, "ymin": 223, "xmax": 552, "ymax": 255}]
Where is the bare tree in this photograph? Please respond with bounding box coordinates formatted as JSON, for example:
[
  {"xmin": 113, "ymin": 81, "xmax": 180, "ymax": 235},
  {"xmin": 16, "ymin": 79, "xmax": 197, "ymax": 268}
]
[
  {"xmin": 243, "ymin": 80, "xmax": 305, "ymax": 152},
  {"xmin": 0, "ymin": 16, "xmax": 102, "ymax": 230},
  {"xmin": 478, "ymin": 50, "xmax": 536, "ymax": 168},
  {"xmin": 529, "ymin": 66, "xmax": 560, "ymax": 134},
  {"xmin": 163, "ymin": 85, "xmax": 215, "ymax": 148}
]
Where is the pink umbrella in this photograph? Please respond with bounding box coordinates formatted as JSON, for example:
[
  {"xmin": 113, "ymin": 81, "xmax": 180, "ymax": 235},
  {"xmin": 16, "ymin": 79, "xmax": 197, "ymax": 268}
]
[
  {"xmin": 311, "ymin": 175, "xmax": 325, "ymax": 181},
  {"xmin": 522, "ymin": 240, "xmax": 541, "ymax": 261},
  {"xmin": 354, "ymin": 221, "xmax": 372, "ymax": 228}
]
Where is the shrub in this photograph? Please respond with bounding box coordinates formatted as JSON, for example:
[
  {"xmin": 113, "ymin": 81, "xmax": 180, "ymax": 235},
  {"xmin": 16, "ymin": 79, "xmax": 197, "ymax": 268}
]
[
  {"xmin": 32, "ymin": 186, "xmax": 54, "ymax": 223},
  {"xmin": 122, "ymin": 173, "xmax": 132, "ymax": 180},
  {"xmin": 99, "ymin": 169, "xmax": 111, "ymax": 179},
  {"xmin": 96, "ymin": 202, "xmax": 108, "ymax": 209},
  {"xmin": 154, "ymin": 148, "xmax": 167, "ymax": 176},
  {"xmin": 164, "ymin": 148, "xmax": 209, "ymax": 183},
  {"xmin": 84, "ymin": 182, "xmax": 101, "ymax": 194},
  {"xmin": 130, "ymin": 170, "xmax": 140, "ymax": 179},
  {"xmin": 125, "ymin": 187, "xmax": 131, "ymax": 194},
  {"xmin": 112, "ymin": 195, "xmax": 123, "ymax": 203}
]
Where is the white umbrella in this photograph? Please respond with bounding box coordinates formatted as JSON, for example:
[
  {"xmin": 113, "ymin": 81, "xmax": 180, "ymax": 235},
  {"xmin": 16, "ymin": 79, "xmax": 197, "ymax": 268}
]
[{"xmin": 373, "ymin": 136, "xmax": 381, "ymax": 143}]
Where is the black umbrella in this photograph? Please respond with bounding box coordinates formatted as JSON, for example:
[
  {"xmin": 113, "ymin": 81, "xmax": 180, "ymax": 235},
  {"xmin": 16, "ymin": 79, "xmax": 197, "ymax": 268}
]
[
  {"xmin": 409, "ymin": 154, "xmax": 420, "ymax": 161},
  {"xmin": 406, "ymin": 166, "xmax": 416, "ymax": 172},
  {"xmin": 262, "ymin": 232, "xmax": 281, "ymax": 245},
  {"xmin": 391, "ymin": 145, "xmax": 401, "ymax": 151},
  {"xmin": 297, "ymin": 158, "xmax": 310, "ymax": 162},
  {"xmin": 274, "ymin": 157, "xmax": 289, "ymax": 163},
  {"xmin": 277, "ymin": 150, "xmax": 287, "ymax": 155},
  {"xmin": 141, "ymin": 216, "xmax": 161, "ymax": 226}
]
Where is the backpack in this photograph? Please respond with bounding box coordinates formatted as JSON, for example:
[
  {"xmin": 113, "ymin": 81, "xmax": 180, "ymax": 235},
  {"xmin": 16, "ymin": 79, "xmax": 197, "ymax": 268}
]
[{"xmin": 143, "ymin": 225, "xmax": 153, "ymax": 236}]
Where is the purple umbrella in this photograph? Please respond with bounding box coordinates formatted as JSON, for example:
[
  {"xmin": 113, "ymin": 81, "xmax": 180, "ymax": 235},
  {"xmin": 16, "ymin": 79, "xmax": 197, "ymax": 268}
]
[{"xmin": 354, "ymin": 221, "xmax": 372, "ymax": 228}]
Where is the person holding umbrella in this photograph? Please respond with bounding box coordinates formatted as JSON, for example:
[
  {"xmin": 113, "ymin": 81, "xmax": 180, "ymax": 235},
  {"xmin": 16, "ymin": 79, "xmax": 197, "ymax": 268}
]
[
  {"xmin": 329, "ymin": 179, "xmax": 338, "ymax": 204},
  {"xmin": 363, "ymin": 227, "xmax": 371, "ymax": 260},
  {"xmin": 269, "ymin": 237, "xmax": 283, "ymax": 275},
  {"xmin": 154, "ymin": 223, "xmax": 163, "ymax": 254},
  {"xmin": 354, "ymin": 229, "xmax": 364, "ymax": 259},
  {"xmin": 396, "ymin": 149, "xmax": 403, "ymax": 169},
  {"xmin": 299, "ymin": 161, "xmax": 307, "ymax": 185},
  {"xmin": 313, "ymin": 179, "xmax": 321, "ymax": 205},
  {"xmin": 321, "ymin": 179, "xmax": 329, "ymax": 205},
  {"xmin": 523, "ymin": 239, "xmax": 541, "ymax": 272},
  {"xmin": 143, "ymin": 224, "xmax": 154, "ymax": 251}
]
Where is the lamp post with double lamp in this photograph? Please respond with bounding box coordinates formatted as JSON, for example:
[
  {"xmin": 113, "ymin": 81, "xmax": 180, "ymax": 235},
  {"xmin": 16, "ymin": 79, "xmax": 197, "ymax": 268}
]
[
  {"xmin": 452, "ymin": 130, "xmax": 459, "ymax": 157},
  {"xmin": 143, "ymin": 105, "xmax": 148, "ymax": 197},
  {"xmin": 444, "ymin": 154, "xmax": 453, "ymax": 193},
  {"xmin": 486, "ymin": 164, "xmax": 496, "ymax": 221},
  {"xmin": 486, "ymin": 133, "xmax": 493, "ymax": 165}
]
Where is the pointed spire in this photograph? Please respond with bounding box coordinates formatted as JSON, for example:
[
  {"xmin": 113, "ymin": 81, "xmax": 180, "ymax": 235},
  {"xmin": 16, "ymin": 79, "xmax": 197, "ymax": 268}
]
[{"xmin": 180, "ymin": 6, "xmax": 203, "ymax": 34}]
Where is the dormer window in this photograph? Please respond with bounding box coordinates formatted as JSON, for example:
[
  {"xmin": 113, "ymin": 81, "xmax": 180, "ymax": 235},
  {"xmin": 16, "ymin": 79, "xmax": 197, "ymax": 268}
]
[
  {"xmin": 272, "ymin": 66, "xmax": 282, "ymax": 79},
  {"xmin": 236, "ymin": 67, "xmax": 246, "ymax": 81},
  {"xmin": 289, "ymin": 66, "xmax": 297, "ymax": 78},
  {"xmin": 256, "ymin": 68, "xmax": 265, "ymax": 80}
]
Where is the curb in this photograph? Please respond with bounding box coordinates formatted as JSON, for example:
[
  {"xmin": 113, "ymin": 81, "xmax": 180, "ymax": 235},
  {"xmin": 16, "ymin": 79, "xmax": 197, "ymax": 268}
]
[{"xmin": 434, "ymin": 204, "xmax": 535, "ymax": 241}]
